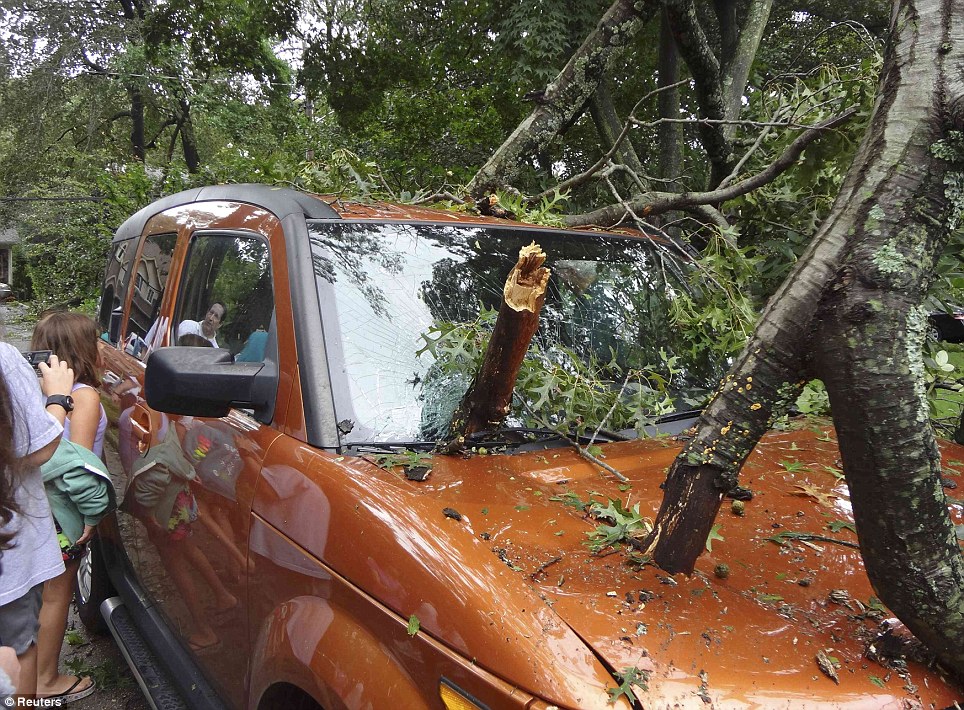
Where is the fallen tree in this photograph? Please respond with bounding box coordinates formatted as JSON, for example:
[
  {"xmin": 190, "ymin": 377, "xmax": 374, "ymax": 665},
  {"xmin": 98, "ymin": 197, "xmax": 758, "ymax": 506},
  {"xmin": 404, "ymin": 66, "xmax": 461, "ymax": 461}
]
[{"xmin": 638, "ymin": 0, "xmax": 964, "ymax": 678}]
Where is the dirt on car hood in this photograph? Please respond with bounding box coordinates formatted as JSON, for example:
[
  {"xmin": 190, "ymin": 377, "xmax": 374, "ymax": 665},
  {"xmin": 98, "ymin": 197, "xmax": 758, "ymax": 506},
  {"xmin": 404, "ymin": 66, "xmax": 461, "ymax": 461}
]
[{"xmin": 380, "ymin": 422, "xmax": 964, "ymax": 709}]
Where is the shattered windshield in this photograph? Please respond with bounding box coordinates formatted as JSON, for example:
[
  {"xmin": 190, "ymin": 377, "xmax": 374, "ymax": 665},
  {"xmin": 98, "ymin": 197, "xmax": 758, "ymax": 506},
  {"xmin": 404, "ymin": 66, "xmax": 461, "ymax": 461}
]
[{"xmin": 307, "ymin": 221, "xmax": 724, "ymax": 444}]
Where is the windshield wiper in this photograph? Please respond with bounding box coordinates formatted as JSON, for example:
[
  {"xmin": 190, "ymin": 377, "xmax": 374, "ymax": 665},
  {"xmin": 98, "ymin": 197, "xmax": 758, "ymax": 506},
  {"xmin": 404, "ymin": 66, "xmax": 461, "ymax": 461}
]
[
  {"xmin": 464, "ymin": 426, "xmax": 630, "ymax": 449},
  {"xmin": 346, "ymin": 441, "xmax": 438, "ymax": 455}
]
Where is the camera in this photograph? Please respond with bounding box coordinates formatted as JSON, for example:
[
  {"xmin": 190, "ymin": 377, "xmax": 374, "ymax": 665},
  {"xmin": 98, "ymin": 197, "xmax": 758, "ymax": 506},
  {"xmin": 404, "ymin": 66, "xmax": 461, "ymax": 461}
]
[{"xmin": 21, "ymin": 350, "xmax": 52, "ymax": 371}]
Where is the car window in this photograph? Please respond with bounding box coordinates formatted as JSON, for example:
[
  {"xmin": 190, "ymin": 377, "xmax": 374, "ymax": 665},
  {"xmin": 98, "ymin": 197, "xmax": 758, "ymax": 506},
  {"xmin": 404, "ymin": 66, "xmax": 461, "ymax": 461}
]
[
  {"xmin": 125, "ymin": 233, "xmax": 177, "ymax": 360},
  {"xmin": 172, "ymin": 233, "xmax": 273, "ymax": 359},
  {"xmin": 99, "ymin": 238, "xmax": 137, "ymax": 335}
]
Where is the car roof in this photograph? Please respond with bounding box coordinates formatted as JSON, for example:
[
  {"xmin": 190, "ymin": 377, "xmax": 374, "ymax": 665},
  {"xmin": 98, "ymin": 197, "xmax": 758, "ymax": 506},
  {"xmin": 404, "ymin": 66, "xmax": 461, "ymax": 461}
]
[{"xmin": 111, "ymin": 183, "xmax": 661, "ymax": 244}]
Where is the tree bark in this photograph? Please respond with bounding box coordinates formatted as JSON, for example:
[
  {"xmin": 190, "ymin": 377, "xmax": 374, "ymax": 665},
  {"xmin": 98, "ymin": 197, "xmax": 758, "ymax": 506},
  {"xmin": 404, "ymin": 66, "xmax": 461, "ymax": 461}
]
[
  {"xmin": 589, "ymin": 79, "xmax": 650, "ymax": 192},
  {"xmin": 811, "ymin": 0, "xmax": 964, "ymax": 675},
  {"xmin": 657, "ymin": 10, "xmax": 682, "ymax": 190},
  {"xmin": 128, "ymin": 85, "xmax": 145, "ymax": 162},
  {"xmin": 720, "ymin": 0, "xmax": 772, "ymax": 133},
  {"xmin": 661, "ymin": 0, "xmax": 732, "ymax": 187},
  {"xmin": 176, "ymin": 97, "xmax": 200, "ymax": 173},
  {"xmin": 466, "ymin": 0, "xmax": 657, "ymax": 199},
  {"xmin": 643, "ymin": 0, "xmax": 964, "ymax": 678},
  {"xmin": 447, "ymin": 243, "xmax": 551, "ymax": 442}
]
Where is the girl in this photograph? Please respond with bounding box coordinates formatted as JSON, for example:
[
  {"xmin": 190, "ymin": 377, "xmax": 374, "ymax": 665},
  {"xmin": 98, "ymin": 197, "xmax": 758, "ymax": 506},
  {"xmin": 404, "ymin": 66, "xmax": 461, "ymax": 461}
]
[
  {"xmin": 0, "ymin": 342, "xmax": 74, "ymax": 699},
  {"xmin": 30, "ymin": 312, "xmax": 108, "ymax": 702}
]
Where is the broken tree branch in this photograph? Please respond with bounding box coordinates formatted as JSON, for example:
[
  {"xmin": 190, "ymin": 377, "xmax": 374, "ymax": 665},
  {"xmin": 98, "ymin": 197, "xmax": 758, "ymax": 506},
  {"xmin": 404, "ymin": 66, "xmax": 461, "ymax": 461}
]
[
  {"xmin": 564, "ymin": 107, "xmax": 858, "ymax": 229},
  {"xmin": 446, "ymin": 243, "xmax": 551, "ymax": 444}
]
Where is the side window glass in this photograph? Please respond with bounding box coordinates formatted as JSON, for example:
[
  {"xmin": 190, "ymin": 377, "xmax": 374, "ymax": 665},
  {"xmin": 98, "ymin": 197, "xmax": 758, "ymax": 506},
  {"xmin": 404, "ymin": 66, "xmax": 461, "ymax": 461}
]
[
  {"xmin": 98, "ymin": 238, "xmax": 137, "ymax": 334},
  {"xmin": 173, "ymin": 234, "xmax": 273, "ymax": 361},
  {"xmin": 125, "ymin": 233, "xmax": 177, "ymax": 360}
]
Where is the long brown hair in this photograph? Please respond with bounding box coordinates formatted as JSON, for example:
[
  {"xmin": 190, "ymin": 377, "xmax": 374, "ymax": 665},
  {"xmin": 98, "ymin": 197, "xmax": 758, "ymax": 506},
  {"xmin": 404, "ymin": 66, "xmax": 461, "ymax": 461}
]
[
  {"xmin": 32, "ymin": 311, "xmax": 102, "ymax": 387},
  {"xmin": 0, "ymin": 371, "xmax": 19, "ymax": 552}
]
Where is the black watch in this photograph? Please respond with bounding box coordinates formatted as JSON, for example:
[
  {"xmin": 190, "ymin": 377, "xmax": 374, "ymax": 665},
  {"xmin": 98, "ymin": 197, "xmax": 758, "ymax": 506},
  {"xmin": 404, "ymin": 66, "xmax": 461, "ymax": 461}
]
[{"xmin": 46, "ymin": 394, "xmax": 74, "ymax": 413}]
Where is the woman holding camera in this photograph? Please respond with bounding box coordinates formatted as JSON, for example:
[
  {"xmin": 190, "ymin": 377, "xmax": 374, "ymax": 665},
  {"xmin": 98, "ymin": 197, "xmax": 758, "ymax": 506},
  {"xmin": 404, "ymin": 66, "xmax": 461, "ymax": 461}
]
[{"xmin": 31, "ymin": 312, "xmax": 110, "ymax": 703}]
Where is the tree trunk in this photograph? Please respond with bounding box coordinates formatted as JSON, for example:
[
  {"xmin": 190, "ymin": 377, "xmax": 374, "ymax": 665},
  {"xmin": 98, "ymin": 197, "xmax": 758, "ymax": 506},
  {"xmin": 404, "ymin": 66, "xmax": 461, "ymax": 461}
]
[
  {"xmin": 128, "ymin": 85, "xmax": 145, "ymax": 162},
  {"xmin": 643, "ymin": 0, "xmax": 964, "ymax": 678},
  {"xmin": 720, "ymin": 0, "xmax": 772, "ymax": 135},
  {"xmin": 466, "ymin": 0, "xmax": 656, "ymax": 199},
  {"xmin": 447, "ymin": 244, "xmax": 550, "ymax": 443},
  {"xmin": 176, "ymin": 97, "xmax": 200, "ymax": 173},
  {"xmin": 589, "ymin": 80, "xmax": 649, "ymax": 192},
  {"xmin": 661, "ymin": 0, "xmax": 731, "ymax": 187},
  {"xmin": 657, "ymin": 10, "xmax": 682, "ymax": 190}
]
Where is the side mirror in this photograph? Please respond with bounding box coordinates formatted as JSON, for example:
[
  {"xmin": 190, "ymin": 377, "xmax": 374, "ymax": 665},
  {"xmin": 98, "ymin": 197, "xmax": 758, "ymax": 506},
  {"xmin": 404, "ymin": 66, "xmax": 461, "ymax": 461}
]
[
  {"xmin": 145, "ymin": 346, "xmax": 277, "ymax": 422},
  {"xmin": 108, "ymin": 306, "xmax": 123, "ymax": 345}
]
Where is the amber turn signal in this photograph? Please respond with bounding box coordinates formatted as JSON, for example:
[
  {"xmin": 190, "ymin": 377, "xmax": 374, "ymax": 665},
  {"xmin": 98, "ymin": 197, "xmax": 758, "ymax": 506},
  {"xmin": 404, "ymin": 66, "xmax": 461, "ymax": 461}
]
[{"xmin": 439, "ymin": 679, "xmax": 487, "ymax": 710}]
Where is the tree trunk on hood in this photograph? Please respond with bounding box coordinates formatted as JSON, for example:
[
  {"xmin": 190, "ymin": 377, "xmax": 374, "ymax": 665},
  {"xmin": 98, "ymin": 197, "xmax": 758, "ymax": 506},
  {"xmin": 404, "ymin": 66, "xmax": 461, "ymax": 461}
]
[{"xmin": 642, "ymin": 0, "xmax": 964, "ymax": 679}]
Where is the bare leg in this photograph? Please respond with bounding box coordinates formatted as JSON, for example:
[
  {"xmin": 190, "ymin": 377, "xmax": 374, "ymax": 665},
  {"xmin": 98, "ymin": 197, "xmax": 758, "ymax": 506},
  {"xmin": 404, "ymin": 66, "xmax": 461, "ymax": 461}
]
[
  {"xmin": 195, "ymin": 500, "xmax": 246, "ymax": 580},
  {"xmin": 180, "ymin": 538, "xmax": 237, "ymax": 612},
  {"xmin": 15, "ymin": 641, "xmax": 37, "ymax": 698},
  {"xmin": 36, "ymin": 560, "xmax": 93, "ymax": 697},
  {"xmin": 150, "ymin": 533, "xmax": 220, "ymax": 650}
]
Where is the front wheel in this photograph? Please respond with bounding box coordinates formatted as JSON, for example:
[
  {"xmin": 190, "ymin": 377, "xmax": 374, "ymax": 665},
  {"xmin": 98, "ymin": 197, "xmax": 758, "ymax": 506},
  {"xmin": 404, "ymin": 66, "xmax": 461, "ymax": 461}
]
[{"xmin": 75, "ymin": 536, "xmax": 115, "ymax": 635}]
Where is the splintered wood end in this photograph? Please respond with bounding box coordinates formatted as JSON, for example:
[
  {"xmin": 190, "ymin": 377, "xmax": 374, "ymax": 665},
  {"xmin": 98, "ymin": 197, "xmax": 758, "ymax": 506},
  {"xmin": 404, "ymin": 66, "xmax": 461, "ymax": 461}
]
[{"xmin": 505, "ymin": 242, "xmax": 551, "ymax": 311}]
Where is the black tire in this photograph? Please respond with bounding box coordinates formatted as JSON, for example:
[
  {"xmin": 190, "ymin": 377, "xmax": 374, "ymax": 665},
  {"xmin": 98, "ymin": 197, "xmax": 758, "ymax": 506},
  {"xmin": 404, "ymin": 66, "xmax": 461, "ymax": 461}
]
[
  {"xmin": 75, "ymin": 536, "xmax": 115, "ymax": 635},
  {"xmin": 927, "ymin": 323, "xmax": 943, "ymax": 342}
]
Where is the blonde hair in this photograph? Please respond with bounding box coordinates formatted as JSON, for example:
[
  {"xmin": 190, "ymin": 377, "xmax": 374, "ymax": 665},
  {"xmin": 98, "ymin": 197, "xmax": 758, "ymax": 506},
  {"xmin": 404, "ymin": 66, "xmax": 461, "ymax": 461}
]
[{"xmin": 31, "ymin": 311, "xmax": 102, "ymax": 387}]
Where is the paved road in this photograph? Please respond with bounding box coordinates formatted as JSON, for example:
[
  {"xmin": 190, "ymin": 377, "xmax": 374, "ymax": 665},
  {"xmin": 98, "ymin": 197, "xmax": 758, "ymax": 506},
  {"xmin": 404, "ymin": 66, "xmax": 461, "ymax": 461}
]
[{"xmin": 2, "ymin": 302, "xmax": 150, "ymax": 709}]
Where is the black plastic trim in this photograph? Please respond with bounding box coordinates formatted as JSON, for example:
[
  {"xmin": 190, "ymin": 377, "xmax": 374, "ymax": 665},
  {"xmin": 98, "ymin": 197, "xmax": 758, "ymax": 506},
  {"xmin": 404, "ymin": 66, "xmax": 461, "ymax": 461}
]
[{"xmin": 100, "ymin": 529, "xmax": 226, "ymax": 708}]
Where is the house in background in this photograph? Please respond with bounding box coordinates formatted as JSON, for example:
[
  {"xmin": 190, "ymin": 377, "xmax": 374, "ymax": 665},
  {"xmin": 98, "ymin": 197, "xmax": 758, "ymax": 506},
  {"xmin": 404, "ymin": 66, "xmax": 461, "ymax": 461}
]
[{"xmin": 0, "ymin": 227, "xmax": 16, "ymax": 288}]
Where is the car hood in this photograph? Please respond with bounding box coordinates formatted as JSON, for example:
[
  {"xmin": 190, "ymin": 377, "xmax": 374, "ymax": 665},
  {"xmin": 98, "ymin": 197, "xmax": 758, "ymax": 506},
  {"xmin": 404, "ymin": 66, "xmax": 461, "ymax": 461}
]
[{"xmin": 278, "ymin": 423, "xmax": 964, "ymax": 709}]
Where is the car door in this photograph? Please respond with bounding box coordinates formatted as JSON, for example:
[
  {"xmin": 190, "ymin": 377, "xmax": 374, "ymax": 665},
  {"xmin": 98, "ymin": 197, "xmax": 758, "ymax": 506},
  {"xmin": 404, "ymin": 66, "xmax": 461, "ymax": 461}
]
[
  {"xmin": 132, "ymin": 227, "xmax": 282, "ymax": 706},
  {"xmin": 99, "ymin": 229, "xmax": 180, "ymax": 588}
]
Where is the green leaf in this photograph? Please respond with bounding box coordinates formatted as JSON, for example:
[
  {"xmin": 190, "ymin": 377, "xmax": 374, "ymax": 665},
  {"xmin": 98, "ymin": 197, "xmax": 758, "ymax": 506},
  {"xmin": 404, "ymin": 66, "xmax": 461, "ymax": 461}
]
[
  {"xmin": 705, "ymin": 524, "xmax": 724, "ymax": 552},
  {"xmin": 407, "ymin": 615, "xmax": 420, "ymax": 636},
  {"xmin": 827, "ymin": 520, "xmax": 857, "ymax": 534},
  {"xmin": 606, "ymin": 667, "xmax": 649, "ymax": 705},
  {"xmin": 868, "ymin": 675, "xmax": 885, "ymax": 688}
]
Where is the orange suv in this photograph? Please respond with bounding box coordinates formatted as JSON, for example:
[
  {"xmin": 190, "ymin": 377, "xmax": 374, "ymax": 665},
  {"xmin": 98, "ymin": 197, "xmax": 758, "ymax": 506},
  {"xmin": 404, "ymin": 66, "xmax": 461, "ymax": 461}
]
[{"xmin": 84, "ymin": 184, "xmax": 964, "ymax": 709}]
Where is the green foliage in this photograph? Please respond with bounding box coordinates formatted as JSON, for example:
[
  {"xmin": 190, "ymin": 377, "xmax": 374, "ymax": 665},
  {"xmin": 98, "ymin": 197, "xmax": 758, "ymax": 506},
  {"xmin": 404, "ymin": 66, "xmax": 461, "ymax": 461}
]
[
  {"xmin": 16, "ymin": 166, "xmax": 155, "ymax": 306},
  {"xmin": 796, "ymin": 380, "xmax": 831, "ymax": 415},
  {"xmin": 494, "ymin": 189, "xmax": 569, "ymax": 227},
  {"xmin": 734, "ymin": 51, "xmax": 882, "ymax": 296},
  {"xmin": 64, "ymin": 628, "xmax": 85, "ymax": 646},
  {"xmin": 418, "ymin": 307, "xmax": 679, "ymax": 438},
  {"xmin": 64, "ymin": 657, "xmax": 134, "ymax": 690},
  {"xmin": 669, "ymin": 229, "xmax": 762, "ymax": 361},
  {"xmin": 372, "ymin": 449, "xmax": 433, "ymax": 472},
  {"xmin": 586, "ymin": 498, "xmax": 652, "ymax": 553}
]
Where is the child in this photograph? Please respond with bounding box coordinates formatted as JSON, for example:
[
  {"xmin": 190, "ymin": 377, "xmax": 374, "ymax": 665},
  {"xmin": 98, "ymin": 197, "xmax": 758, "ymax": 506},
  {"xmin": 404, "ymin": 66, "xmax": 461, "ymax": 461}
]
[
  {"xmin": 0, "ymin": 343, "xmax": 74, "ymax": 700},
  {"xmin": 31, "ymin": 312, "xmax": 110, "ymax": 702}
]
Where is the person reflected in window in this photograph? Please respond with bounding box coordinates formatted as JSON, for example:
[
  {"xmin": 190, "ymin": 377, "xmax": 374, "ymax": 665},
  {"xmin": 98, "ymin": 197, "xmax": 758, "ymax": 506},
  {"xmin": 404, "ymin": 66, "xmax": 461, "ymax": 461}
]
[
  {"xmin": 235, "ymin": 323, "xmax": 268, "ymax": 363},
  {"xmin": 176, "ymin": 303, "xmax": 226, "ymax": 348}
]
